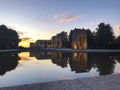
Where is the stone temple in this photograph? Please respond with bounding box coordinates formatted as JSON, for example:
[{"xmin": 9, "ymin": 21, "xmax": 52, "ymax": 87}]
[
  {"xmin": 70, "ymin": 28, "xmax": 87, "ymax": 49},
  {"xmin": 30, "ymin": 28, "xmax": 87, "ymax": 50}
]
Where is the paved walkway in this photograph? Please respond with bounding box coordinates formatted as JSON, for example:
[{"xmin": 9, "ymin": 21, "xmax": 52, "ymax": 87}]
[
  {"xmin": 0, "ymin": 49, "xmax": 19, "ymax": 53},
  {"xmin": 34, "ymin": 48, "xmax": 120, "ymax": 53},
  {"xmin": 1, "ymin": 74, "xmax": 120, "ymax": 90}
]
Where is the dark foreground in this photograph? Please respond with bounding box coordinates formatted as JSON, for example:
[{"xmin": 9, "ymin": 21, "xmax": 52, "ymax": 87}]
[{"xmin": 1, "ymin": 74, "xmax": 120, "ymax": 90}]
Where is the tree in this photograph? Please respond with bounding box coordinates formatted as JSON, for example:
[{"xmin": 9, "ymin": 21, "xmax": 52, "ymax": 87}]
[
  {"xmin": 86, "ymin": 29, "xmax": 96, "ymax": 49},
  {"xmin": 113, "ymin": 36, "xmax": 120, "ymax": 49},
  {"xmin": 68, "ymin": 30, "xmax": 73, "ymax": 48},
  {"xmin": 0, "ymin": 25, "xmax": 19, "ymax": 49},
  {"xmin": 96, "ymin": 23, "xmax": 114, "ymax": 49},
  {"xmin": 57, "ymin": 31, "xmax": 69, "ymax": 48},
  {"xmin": 0, "ymin": 25, "xmax": 7, "ymax": 49}
]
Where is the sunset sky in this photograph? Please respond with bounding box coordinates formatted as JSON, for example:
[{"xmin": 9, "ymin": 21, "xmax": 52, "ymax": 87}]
[{"xmin": 0, "ymin": 0, "xmax": 120, "ymax": 47}]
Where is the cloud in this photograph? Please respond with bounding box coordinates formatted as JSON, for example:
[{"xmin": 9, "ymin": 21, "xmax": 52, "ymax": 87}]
[
  {"xmin": 37, "ymin": 20, "xmax": 48, "ymax": 24},
  {"xmin": 20, "ymin": 37, "xmax": 31, "ymax": 42},
  {"xmin": 113, "ymin": 25, "xmax": 120, "ymax": 30},
  {"xmin": 60, "ymin": 15, "xmax": 80, "ymax": 23},
  {"xmin": 17, "ymin": 31, "xmax": 26, "ymax": 36},
  {"xmin": 53, "ymin": 11, "xmax": 70, "ymax": 19},
  {"xmin": 8, "ymin": 26, "xmax": 16, "ymax": 30}
]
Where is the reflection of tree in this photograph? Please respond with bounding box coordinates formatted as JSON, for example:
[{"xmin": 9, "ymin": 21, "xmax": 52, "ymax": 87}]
[
  {"xmin": 51, "ymin": 52, "xmax": 68, "ymax": 68},
  {"xmin": 94, "ymin": 53, "xmax": 115, "ymax": 75},
  {"xmin": 0, "ymin": 53, "xmax": 19, "ymax": 75},
  {"xmin": 69, "ymin": 53, "xmax": 88, "ymax": 73},
  {"xmin": 86, "ymin": 53, "xmax": 96, "ymax": 71}
]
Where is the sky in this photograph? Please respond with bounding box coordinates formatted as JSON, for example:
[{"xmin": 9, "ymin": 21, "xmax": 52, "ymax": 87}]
[{"xmin": 0, "ymin": 0, "xmax": 120, "ymax": 47}]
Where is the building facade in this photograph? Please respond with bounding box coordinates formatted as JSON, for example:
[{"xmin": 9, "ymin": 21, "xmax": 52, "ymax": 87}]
[
  {"xmin": 36, "ymin": 40, "xmax": 53, "ymax": 48},
  {"xmin": 70, "ymin": 28, "xmax": 87, "ymax": 49},
  {"xmin": 30, "ymin": 43, "xmax": 36, "ymax": 48}
]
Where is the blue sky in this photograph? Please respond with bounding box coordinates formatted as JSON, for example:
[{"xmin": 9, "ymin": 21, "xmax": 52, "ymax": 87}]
[{"xmin": 0, "ymin": 0, "xmax": 120, "ymax": 47}]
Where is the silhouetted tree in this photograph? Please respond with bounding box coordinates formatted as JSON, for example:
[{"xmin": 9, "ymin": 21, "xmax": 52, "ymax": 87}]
[
  {"xmin": 0, "ymin": 25, "xmax": 7, "ymax": 49},
  {"xmin": 0, "ymin": 25, "xmax": 19, "ymax": 49},
  {"xmin": 68, "ymin": 30, "xmax": 73, "ymax": 48},
  {"xmin": 113, "ymin": 36, "xmax": 120, "ymax": 49},
  {"xmin": 86, "ymin": 29, "xmax": 96, "ymax": 49},
  {"xmin": 57, "ymin": 31, "xmax": 69, "ymax": 48},
  {"xmin": 96, "ymin": 23, "xmax": 114, "ymax": 49}
]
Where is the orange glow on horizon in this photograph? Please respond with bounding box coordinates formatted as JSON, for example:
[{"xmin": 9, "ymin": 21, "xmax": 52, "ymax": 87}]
[{"xmin": 19, "ymin": 41, "xmax": 30, "ymax": 48}]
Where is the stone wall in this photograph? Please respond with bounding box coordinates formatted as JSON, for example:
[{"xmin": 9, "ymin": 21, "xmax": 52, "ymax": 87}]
[{"xmin": 71, "ymin": 29, "xmax": 87, "ymax": 49}]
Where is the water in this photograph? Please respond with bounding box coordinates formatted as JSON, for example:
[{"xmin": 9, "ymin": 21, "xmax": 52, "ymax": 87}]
[{"xmin": 0, "ymin": 51, "xmax": 120, "ymax": 88}]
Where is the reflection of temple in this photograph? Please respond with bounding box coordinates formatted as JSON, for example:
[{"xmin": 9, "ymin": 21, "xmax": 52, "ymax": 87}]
[
  {"xmin": 30, "ymin": 51, "xmax": 88, "ymax": 73},
  {"xmin": 70, "ymin": 29, "xmax": 87, "ymax": 49},
  {"xmin": 30, "ymin": 51, "xmax": 68, "ymax": 68},
  {"xmin": 30, "ymin": 52, "xmax": 51, "ymax": 60},
  {"xmin": 0, "ymin": 53, "xmax": 19, "ymax": 75},
  {"xmin": 69, "ymin": 53, "xmax": 88, "ymax": 73}
]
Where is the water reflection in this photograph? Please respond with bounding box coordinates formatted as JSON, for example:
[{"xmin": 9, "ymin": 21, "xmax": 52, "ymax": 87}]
[
  {"xmin": 0, "ymin": 53, "xmax": 19, "ymax": 75},
  {"xmin": 0, "ymin": 51, "xmax": 120, "ymax": 76},
  {"xmin": 1, "ymin": 51, "xmax": 120, "ymax": 88},
  {"xmin": 30, "ymin": 52, "xmax": 68, "ymax": 68},
  {"xmin": 97, "ymin": 54, "xmax": 115, "ymax": 75},
  {"xmin": 69, "ymin": 53, "xmax": 88, "ymax": 73},
  {"xmin": 30, "ymin": 51, "xmax": 119, "ymax": 75}
]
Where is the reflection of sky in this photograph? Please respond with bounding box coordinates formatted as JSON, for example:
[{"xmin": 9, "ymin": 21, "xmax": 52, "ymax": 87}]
[{"xmin": 0, "ymin": 0, "xmax": 120, "ymax": 47}]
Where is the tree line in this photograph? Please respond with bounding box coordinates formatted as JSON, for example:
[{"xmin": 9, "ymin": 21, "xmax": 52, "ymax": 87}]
[{"xmin": 86, "ymin": 23, "xmax": 120, "ymax": 49}]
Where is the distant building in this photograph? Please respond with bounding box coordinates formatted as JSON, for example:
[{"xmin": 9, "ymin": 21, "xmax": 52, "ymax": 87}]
[
  {"xmin": 30, "ymin": 43, "xmax": 36, "ymax": 48},
  {"xmin": 36, "ymin": 40, "xmax": 53, "ymax": 48},
  {"xmin": 70, "ymin": 28, "xmax": 87, "ymax": 49},
  {"xmin": 35, "ymin": 36, "xmax": 62, "ymax": 48},
  {"xmin": 51, "ymin": 35, "xmax": 62, "ymax": 48},
  {"xmin": 30, "ymin": 31, "xmax": 67, "ymax": 48}
]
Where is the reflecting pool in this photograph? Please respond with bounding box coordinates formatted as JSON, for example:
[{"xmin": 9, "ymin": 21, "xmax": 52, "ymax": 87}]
[{"xmin": 0, "ymin": 51, "xmax": 120, "ymax": 88}]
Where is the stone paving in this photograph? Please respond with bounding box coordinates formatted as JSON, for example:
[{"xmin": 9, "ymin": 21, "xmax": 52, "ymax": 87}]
[{"xmin": 1, "ymin": 74, "xmax": 120, "ymax": 90}]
